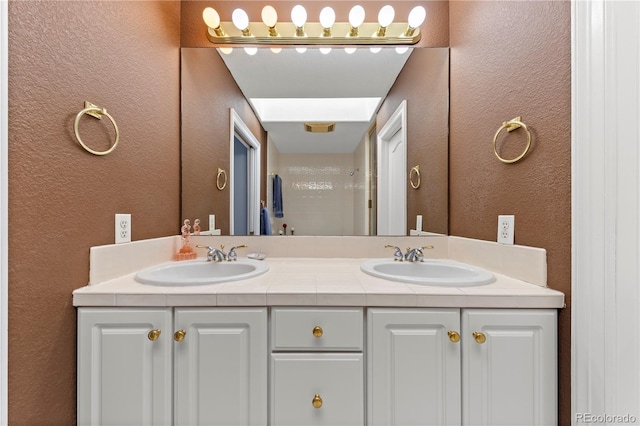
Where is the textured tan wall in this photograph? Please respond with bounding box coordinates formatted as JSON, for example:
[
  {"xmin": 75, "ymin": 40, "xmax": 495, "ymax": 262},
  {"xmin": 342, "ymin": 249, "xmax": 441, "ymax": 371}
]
[
  {"xmin": 8, "ymin": 1, "xmax": 181, "ymax": 423},
  {"xmin": 449, "ymin": 1, "xmax": 572, "ymax": 423},
  {"xmin": 181, "ymin": 0, "xmax": 449, "ymax": 48},
  {"xmin": 181, "ymin": 48, "xmax": 267, "ymax": 234},
  {"xmin": 378, "ymin": 48, "xmax": 449, "ymax": 235}
]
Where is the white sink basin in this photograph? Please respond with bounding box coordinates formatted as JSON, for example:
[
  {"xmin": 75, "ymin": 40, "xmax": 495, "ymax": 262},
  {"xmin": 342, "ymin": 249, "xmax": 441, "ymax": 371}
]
[
  {"xmin": 135, "ymin": 259, "xmax": 269, "ymax": 286},
  {"xmin": 360, "ymin": 259, "xmax": 495, "ymax": 286}
]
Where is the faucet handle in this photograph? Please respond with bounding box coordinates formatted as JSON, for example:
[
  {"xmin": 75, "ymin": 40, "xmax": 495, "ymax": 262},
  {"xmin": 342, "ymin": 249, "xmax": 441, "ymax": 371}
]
[
  {"xmin": 421, "ymin": 245, "xmax": 434, "ymax": 250},
  {"xmin": 385, "ymin": 245, "xmax": 404, "ymax": 261},
  {"xmin": 227, "ymin": 244, "xmax": 247, "ymax": 261},
  {"xmin": 195, "ymin": 244, "xmax": 213, "ymax": 250}
]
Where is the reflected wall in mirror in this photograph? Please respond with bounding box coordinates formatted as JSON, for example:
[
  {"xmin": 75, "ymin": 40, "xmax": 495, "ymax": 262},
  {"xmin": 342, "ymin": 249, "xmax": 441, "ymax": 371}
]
[{"xmin": 181, "ymin": 47, "xmax": 448, "ymax": 236}]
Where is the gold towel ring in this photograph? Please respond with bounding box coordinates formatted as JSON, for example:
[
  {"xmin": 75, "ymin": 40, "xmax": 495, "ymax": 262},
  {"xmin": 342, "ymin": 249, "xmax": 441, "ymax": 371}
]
[
  {"xmin": 216, "ymin": 168, "xmax": 227, "ymax": 190},
  {"xmin": 493, "ymin": 116, "xmax": 531, "ymax": 164},
  {"xmin": 74, "ymin": 102, "xmax": 120, "ymax": 156},
  {"xmin": 409, "ymin": 165, "xmax": 421, "ymax": 189}
]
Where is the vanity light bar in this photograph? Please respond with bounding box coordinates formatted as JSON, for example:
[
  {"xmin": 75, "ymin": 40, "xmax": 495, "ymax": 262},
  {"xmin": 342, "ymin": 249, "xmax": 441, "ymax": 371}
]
[{"xmin": 203, "ymin": 5, "xmax": 426, "ymax": 45}]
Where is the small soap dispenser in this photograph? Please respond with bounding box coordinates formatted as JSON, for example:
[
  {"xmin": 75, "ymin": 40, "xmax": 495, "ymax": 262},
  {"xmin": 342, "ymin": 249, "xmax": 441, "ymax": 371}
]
[{"xmin": 176, "ymin": 219, "xmax": 197, "ymax": 261}]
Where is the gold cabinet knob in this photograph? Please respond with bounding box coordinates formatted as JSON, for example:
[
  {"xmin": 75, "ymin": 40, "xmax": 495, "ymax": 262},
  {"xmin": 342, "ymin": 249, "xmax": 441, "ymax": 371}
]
[
  {"xmin": 447, "ymin": 330, "xmax": 460, "ymax": 343},
  {"xmin": 312, "ymin": 394, "xmax": 323, "ymax": 408},
  {"xmin": 147, "ymin": 329, "xmax": 161, "ymax": 341},
  {"xmin": 312, "ymin": 326, "xmax": 323, "ymax": 338},
  {"xmin": 473, "ymin": 331, "xmax": 487, "ymax": 344},
  {"xmin": 174, "ymin": 330, "xmax": 186, "ymax": 342}
]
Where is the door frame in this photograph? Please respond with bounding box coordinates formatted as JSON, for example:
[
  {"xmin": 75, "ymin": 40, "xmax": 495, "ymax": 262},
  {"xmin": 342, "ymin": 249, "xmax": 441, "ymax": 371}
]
[
  {"xmin": 229, "ymin": 109, "xmax": 261, "ymax": 235},
  {"xmin": 377, "ymin": 100, "xmax": 407, "ymax": 235}
]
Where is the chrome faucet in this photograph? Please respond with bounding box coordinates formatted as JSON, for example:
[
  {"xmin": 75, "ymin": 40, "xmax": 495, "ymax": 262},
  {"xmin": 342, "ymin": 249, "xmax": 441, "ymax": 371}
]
[
  {"xmin": 227, "ymin": 245, "xmax": 247, "ymax": 261},
  {"xmin": 196, "ymin": 245, "xmax": 227, "ymax": 262},
  {"xmin": 404, "ymin": 246, "xmax": 435, "ymax": 262},
  {"xmin": 384, "ymin": 245, "xmax": 404, "ymax": 261}
]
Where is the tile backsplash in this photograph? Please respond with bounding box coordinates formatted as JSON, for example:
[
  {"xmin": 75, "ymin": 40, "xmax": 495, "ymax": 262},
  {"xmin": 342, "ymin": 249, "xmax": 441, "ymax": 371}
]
[{"xmin": 88, "ymin": 235, "xmax": 547, "ymax": 288}]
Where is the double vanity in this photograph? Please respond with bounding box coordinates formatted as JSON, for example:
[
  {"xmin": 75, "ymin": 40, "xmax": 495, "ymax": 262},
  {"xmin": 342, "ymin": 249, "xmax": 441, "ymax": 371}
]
[{"xmin": 74, "ymin": 235, "xmax": 563, "ymax": 425}]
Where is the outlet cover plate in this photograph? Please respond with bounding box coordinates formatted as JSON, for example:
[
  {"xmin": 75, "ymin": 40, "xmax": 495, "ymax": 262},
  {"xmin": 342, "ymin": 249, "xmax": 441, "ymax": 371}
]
[
  {"xmin": 115, "ymin": 213, "xmax": 131, "ymax": 244},
  {"xmin": 497, "ymin": 215, "xmax": 515, "ymax": 245}
]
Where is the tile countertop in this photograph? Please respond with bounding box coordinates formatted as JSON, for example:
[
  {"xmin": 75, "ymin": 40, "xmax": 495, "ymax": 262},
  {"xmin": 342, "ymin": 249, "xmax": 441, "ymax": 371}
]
[{"xmin": 72, "ymin": 257, "xmax": 565, "ymax": 309}]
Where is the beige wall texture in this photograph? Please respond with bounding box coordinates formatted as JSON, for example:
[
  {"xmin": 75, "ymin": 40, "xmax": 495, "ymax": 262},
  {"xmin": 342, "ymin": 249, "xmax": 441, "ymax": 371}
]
[
  {"xmin": 449, "ymin": 1, "xmax": 572, "ymax": 423},
  {"xmin": 8, "ymin": 1, "xmax": 181, "ymax": 423}
]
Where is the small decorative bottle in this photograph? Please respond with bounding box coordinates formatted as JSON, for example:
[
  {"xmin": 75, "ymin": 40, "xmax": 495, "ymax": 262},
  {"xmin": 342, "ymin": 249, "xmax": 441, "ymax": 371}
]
[
  {"xmin": 176, "ymin": 219, "xmax": 197, "ymax": 261},
  {"xmin": 193, "ymin": 219, "xmax": 201, "ymax": 235}
]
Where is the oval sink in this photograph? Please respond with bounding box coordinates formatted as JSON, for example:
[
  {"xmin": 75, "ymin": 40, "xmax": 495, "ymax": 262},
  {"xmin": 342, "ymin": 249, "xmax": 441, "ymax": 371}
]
[
  {"xmin": 360, "ymin": 259, "xmax": 495, "ymax": 286},
  {"xmin": 135, "ymin": 259, "xmax": 269, "ymax": 286}
]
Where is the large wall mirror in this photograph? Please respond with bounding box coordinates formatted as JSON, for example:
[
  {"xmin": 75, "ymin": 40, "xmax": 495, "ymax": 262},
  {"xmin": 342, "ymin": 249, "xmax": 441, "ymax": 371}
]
[{"xmin": 181, "ymin": 46, "xmax": 449, "ymax": 236}]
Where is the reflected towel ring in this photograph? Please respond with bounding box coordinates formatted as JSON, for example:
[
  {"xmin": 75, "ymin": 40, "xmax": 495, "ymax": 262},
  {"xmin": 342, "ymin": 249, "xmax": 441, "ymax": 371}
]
[
  {"xmin": 73, "ymin": 101, "xmax": 120, "ymax": 156},
  {"xmin": 493, "ymin": 116, "xmax": 531, "ymax": 164},
  {"xmin": 216, "ymin": 168, "xmax": 227, "ymax": 191},
  {"xmin": 409, "ymin": 165, "xmax": 421, "ymax": 189}
]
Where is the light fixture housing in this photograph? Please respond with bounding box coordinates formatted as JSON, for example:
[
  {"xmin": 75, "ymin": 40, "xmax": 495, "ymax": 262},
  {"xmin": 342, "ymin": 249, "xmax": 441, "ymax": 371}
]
[
  {"xmin": 304, "ymin": 122, "xmax": 336, "ymax": 133},
  {"xmin": 203, "ymin": 4, "xmax": 422, "ymax": 45}
]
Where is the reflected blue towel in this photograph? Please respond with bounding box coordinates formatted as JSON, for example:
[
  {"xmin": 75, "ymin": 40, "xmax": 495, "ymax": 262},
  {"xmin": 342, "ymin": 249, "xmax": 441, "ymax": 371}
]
[
  {"xmin": 273, "ymin": 174, "xmax": 284, "ymax": 218},
  {"xmin": 260, "ymin": 207, "xmax": 272, "ymax": 235}
]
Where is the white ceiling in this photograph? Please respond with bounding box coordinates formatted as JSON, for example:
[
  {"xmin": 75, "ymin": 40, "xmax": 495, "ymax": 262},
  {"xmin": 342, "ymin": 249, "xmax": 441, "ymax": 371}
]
[{"xmin": 218, "ymin": 47, "xmax": 412, "ymax": 154}]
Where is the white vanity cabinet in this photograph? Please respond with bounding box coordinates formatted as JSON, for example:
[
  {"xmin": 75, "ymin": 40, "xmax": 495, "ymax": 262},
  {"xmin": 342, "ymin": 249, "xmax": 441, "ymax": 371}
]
[
  {"xmin": 462, "ymin": 309, "xmax": 557, "ymax": 425},
  {"xmin": 270, "ymin": 308, "xmax": 364, "ymax": 426},
  {"xmin": 367, "ymin": 308, "xmax": 462, "ymax": 426},
  {"xmin": 77, "ymin": 307, "xmax": 267, "ymax": 426},
  {"xmin": 368, "ymin": 308, "xmax": 557, "ymax": 426},
  {"xmin": 77, "ymin": 308, "xmax": 173, "ymax": 426}
]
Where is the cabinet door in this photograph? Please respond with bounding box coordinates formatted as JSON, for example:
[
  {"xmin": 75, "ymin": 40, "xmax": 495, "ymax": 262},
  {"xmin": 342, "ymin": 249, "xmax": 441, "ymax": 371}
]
[
  {"xmin": 77, "ymin": 307, "xmax": 173, "ymax": 426},
  {"xmin": 173, "ymin": 308, "xmax": 267, "ymax": 426},
  {"xmin": 367, "ymin": 308, "xmax": 461, "ymax": 426},
  {"xmin": 462, "ymin": 309, "xmax": 557, "ymax": 426},
  {"xmin": 271, "ymin": 353, "xmax": 364, "ymax": 426}
]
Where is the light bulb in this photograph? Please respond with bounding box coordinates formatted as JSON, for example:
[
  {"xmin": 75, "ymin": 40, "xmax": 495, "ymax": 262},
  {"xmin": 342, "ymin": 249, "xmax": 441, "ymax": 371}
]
[
  {"xmin": 219, "ymin": 47, "xmax": 233, "ymax": 55},
  {"xmin": 376, "ymin": 5, "xmax": 395, "ymax": 37},
  {"xmin": 344, "ymin": 47, "xmax": 357, "ymax": 54},
  {"xmin": 349, "ymin": 5, "xmax": 365, "ymax": 28},
  {"xmin": 232, "ymin": 8, "xmax": 250, "ymax": 31},
  {"xmin": 202, "ymin": 7, "xmax": 221, "ymax": 29},
  {"xmin": 261, "ymin": 5, "xmax": 278, "ymax": 27},
  {"xmin": 320, "ymin": 47, "xmax": 332, "ymax": 55},
  {"xmin": 244, "ymin": 47, "xmax": 258, "ymax": 55},
  {"xmin": 270, "ymin": 47, "xmax": 282, "ymax": 54},
  {"xmin": 295, "ymin": 47, "xmax": 307, "ymax": 53},
  {"xmin": 291, "ymin": 5, "xmax": 307, "ymax": 28},
  {"xmin": 370, "ymin": 47, "xmax": 382, "ymax": 53},
  {"xmin": 395, "ymin": 46, "xmax": 409, "ymax": 54},
  {"xmin": 319, "ymin": 7, "xmax": 336, "ymax": 29},
  {"xmin": 408, "ymin": 6, "xmax": 426, "ymax": 28}
]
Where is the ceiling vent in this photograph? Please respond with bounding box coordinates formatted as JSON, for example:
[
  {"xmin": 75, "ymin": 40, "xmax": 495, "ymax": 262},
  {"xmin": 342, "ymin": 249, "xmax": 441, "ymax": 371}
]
[{"xmin": 304, "ymin": 122, "xmax": 336, "ymax": 133}]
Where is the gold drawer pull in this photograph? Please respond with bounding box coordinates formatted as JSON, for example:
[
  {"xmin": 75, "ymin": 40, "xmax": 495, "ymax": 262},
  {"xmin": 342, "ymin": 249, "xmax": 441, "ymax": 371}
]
[
  {"xmin": 473, "ymin": 331, "xmax": 487, "ymax": 344},
  {"xmin": 447, "ymin": 330, "xmax": 460, "ymax": 343},
  {"xmin": 174, "ymin": 330, "xmax": 186, "ymax": 342},
  {"xmin": 147, "ymin": 329, "xmax": 161, "ymax": 341},
  {"xmin": 312, "ymin": 394, "xmax": 323, "ymax": 408},
  {"xmin": 312, "ymin": 326, "xmax": 323, "ymax": 338}
]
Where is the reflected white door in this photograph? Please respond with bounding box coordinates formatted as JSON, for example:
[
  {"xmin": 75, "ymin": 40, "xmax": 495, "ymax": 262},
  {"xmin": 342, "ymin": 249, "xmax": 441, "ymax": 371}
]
[{"xmin": 377, "ymin": 101, "xmax": 407, "ymax": 235}]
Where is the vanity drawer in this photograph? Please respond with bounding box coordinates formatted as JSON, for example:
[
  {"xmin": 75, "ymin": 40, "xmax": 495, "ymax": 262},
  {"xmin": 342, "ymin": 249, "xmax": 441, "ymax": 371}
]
[
  {"xmin": 271, "ymin": 308, "xmax": 363, "ymax": 351},
  {"xmin": 271, "ymin": 353, "xmax": 364, "ymax": 426}
]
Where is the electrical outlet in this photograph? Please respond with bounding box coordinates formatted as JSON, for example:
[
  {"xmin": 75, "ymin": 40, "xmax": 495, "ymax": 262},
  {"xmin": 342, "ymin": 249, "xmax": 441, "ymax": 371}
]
[
  {"xmin": 497, "ymin": 215, "xmax": 515, "ymax": 245},
  {"xmin": 115, "ymin": 214, "xmax": 131, "ymax": 244},
  {"xmin": 209, "ymin": 214, "xmax": 216, "ymax": 231}
]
